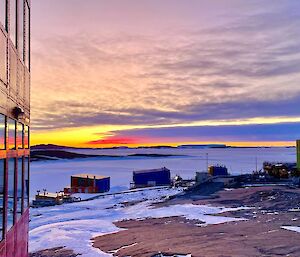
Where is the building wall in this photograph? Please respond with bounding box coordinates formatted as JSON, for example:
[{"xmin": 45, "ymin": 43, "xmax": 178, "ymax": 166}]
[
  {"xmin": 71, "ymin": 176, "xmax": 110, "ymax": 193},
  {"xmin": 0, "ymin": 1, "xmax": 31, "ymax": 257},
  {"xmin": 95, "ymin": 177, "xmax": 110, "ymax": 193},
  {"xmin": 133, "ymin": 170, "xmax": 171, "ymax": 188}
]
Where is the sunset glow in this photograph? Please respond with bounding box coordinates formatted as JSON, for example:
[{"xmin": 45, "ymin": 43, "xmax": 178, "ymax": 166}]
[{"xmin": 31, "ymin": 0, "xmax": 300, "ymax": 147}]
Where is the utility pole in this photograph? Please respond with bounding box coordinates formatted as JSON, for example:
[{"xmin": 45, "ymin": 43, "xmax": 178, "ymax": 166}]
[
  {"xmin": 206, "ymin": 152, "xmax": 209, "ymax": 172},
  {"xmin": 255, "ymin": 156, "xmax": 258, "ymax": 173}
]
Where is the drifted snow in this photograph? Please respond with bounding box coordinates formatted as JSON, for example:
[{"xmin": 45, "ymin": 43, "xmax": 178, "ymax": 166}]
[
  {"xmin": 30, "ymin": 188, "xmax": 248, "ymax": 257},
  {"xmin": 281, "ymin": 226, "xmax": 300, "ymax": 233}
]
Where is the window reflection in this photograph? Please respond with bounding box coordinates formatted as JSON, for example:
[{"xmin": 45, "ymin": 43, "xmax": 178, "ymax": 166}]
[
  {"xmin": 24, "ymin": 157, "xmax": 29, "ymax": 209},
  {"xmin": 18, "ymin": 0, "xmax": 24, "ymax": 59},
  {"xmin": 0, "ymin": 160, "xmax": 4, "ymax": 241},
  {"xmin": 10, "ymin": 0, "xmax": 16, "ymax": 45},
  {"xmin": 25, "ymin": 1, "xmax": 29, "ymax": 68},
  {"xmin": 0, "ymin": 115, "xmax": 5, "ymax": 149},
  {"xmin": 7, "ymin": 158, "xmax": 15, "ymax": 230},
  {"xmin": 16, "ymin": 157, "xmax": 22, "ymax": 219},
  {"xmin": 8, "ymin": 119, "xmax": 15, "ymax": 149},
  {"xmin": 24, "ymin": 125, "xmax": 29, "ymax": 149},
  {"xmin": 17, "ymin": 122, "xmax": 23, "ymax": 149},
  {"xmin": 0, "ymin": 0, "xmax": 6, "ymax": 29}
]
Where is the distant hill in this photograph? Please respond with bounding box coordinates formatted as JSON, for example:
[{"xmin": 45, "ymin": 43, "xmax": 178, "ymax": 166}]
[
  {"xmin": 31, "ymin": 144, "xmax": 72, "ymax": 150},
  {"xmin": 178, "ymin": 144, "xmax": 227, "ymax": 149},
  {"xmin": 30, "ymin": 149, "xmax": 186, "ymax": 162},
  {"xmin": 31, "ymin": 144, "xmax": 177, "ymax": 150},
  {"xmin": 30, "ymin": 149, "xmax": 98, "ymax": 161}
]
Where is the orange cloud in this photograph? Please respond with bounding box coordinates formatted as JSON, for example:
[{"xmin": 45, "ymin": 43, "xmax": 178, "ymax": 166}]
[{"xmin": 87, "ymin": 136, "xmax": 143, "ymax": 145}]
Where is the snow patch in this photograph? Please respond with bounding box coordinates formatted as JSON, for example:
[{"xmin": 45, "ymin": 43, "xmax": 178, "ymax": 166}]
[
  {"xmin": 281, "ymin": 226, "xmax": 300, "ymax": 233},
  {"xmin": 30, "ymin": 188, "xmax": 247, "ymax": 257}
]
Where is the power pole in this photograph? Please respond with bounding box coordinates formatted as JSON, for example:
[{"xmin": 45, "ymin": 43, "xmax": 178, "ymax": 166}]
[
  {"xmin": 255, "ymin": 156, "xmax": 258, "ymax": 173},
  {"xmin": 206, "ymin": 152, "xmax": 209, "ymax": 172}
]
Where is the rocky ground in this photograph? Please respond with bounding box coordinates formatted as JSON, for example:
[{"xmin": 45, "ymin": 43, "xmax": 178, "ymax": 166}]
[
  {"xmin": 93, "ymin": 186, "xmax": 300, "ymax": 257},
  {"xmin": 30, "ymin": 185, "xmax": 300, "ymax": 257},
  {"xmin": 29, "ymin": 247, "xmax": 79, "ymax": 257}
]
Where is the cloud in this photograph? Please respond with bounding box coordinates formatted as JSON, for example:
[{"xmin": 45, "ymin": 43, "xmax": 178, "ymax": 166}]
[
  {"xmin": 113, "ymin": 122, "xmax": 300, "ymax": 142},
  {"xmin": 86, "ymin": 136, "xmax": 142, "ymax": 145},
  {"xmin": 31, "ymin": 1, "xmax": 300, "ymax": 136}
]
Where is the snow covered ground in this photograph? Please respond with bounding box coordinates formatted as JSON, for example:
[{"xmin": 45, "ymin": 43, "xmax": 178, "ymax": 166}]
[
  {"xmin": 281, "ymin": 226, "xmax": 300, "ymax": 233},
  {"xmin": 29, "ymin": 188, "xmax": 248, "ymax": 256},
  {"xmin": 30, "ymin": 147, "xmax": 295, "ymax": 198}
]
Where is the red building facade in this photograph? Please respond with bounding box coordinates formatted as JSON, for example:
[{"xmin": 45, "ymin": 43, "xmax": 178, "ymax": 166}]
[{"xmin": 0, "ymin": 0, "xmax": 30, "ymax": 257}]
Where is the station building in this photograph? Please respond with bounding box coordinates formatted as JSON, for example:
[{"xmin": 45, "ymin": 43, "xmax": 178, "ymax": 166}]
[
  {"xmin": 64, "ymin": 174, "xmax": 110, "ymax": 194},
  {"xmin": 132, "ymin": 167, "xmax": 171, "ymax": 188},
  {"xmin": 0, "ymin": 0, "xmax": 31, "ymax": 256}
]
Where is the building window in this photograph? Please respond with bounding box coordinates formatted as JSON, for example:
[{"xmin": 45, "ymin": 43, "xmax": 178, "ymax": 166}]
[
  {"xmin": 8, "ymin": 118, "xmax": 15, "ymax": 149},
  {"xmin": 0, "ymin": 114, "xmax": 5, "ymax": 149},
  {"xmin": 16, "ymin": 157, "xmax": 22, "ymax": 219},
  {"xmin": 0, "ymin": 0, "xmax": 6, "ymax": 29},
  {"xmin": 10, "ymin": 0, "xmax": 16, "ymax": 46},
  {"xmin": 24, "ymin": 0, "xmax": 29, "ymax": 68},
  {"xmin": 7, "ymin": 158, "xmax": 15, "ymax": 230},
  {"xmin": 0, "ymin": 160, "xmax": 4, "ymax": 241},
  {"xmin": 17, "ymin": 0, "xmax": 23, "ymax": 59},
  {"xmin": 24, "ymin": 156, "xmax": 28, "ymax": 209},
  {"xmin": 17, "ymin": 122, "xmax": 23, "ymax": 149},
  {"xmin": 24, "ymin": 125, "xmax": 28, "ymax": 148}
]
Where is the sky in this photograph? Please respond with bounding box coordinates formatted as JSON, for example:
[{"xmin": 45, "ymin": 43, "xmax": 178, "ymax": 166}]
[{"xmin": 31, "ymin": 0, "xmax": 300, "ymax": 147}]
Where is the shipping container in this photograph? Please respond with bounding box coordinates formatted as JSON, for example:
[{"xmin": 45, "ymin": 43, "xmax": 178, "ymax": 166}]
[{"xmin": 133, "ymin": 167, "xmax": 171, "ymax": 188}]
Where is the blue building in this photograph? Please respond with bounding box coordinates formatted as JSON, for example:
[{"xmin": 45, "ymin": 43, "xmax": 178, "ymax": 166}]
[{"xmin": 132, "ymin": 167, "xmax": 171, "ymax": 188}]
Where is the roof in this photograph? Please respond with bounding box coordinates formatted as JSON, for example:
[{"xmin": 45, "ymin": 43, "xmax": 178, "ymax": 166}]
[
  {"xmin": 71, "ymin": 174, "xmax": 110, "ymax": 179},
  {"xmin": 36, "ymin": 192, "xmax": 63, "ymax": 199},
  {"xmin": 133, "ymin": 167, "xmax": 170, "ymax": 175}
]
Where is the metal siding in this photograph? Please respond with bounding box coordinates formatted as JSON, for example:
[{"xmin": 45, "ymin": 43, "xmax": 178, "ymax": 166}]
[
  {"xmin": 0, "ymin": 29, "xmax": 7, "ymax": 84},
  {"xmin": 133, "ymin": 170, "xmax": 171, "ymax": 186},
  {"xmin": 5, "ymin": 227, "xmax": 14, "ymax": 257},
  {"xmin": 0, "ymin": 240, "xmax": 6, "ymax": 256},
  {"xmin": 9, "ymin": 46, "xmax": 17, "ymax": 98},
  {"xmin": 209, "ymin": 166, "xmax": 228, "ymax": 176},
  {"xmin": 95, "ymin": 177, "xmax": 110, "ymax": 193}
]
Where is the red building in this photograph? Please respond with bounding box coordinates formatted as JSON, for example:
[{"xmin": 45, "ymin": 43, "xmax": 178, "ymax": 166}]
[
  {"xmin": 0, "ymin": 0, "xmax": 31, "ymax": 257},
  {"xmin": 65, "ymin": 174, "xmax": 110, "ymax": 194}
]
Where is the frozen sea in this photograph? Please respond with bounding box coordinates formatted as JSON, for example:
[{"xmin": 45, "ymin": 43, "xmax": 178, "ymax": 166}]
[{"xmin": 30, "ymin": 147, "xmax": 296, "ymax": 197}]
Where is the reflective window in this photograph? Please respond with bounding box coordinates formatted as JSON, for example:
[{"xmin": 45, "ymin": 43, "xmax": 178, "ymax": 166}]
[
  {"xmin": 24, "ymin": 156, "xmax": 28, "ymax": 209},
  {"xmin": 0, "ymin": 0, "xmax": 6, "ymax": 29},
  {"xmin": 17, "ymin": 122, "xmax": 23, "ymax": 149},
  {"xmin": 16, "ymin": 157, "xmax": 22, "ymax": 219},
  {"xmin": 8, "ymin": 118, "xmax": 15, "ymax": 149},
  {"xmin": 10, "ymin": 0, "xmax": 16, "ymax": 45},
  {"xmin": 24, "ymin": 0, "xmax": 29, "ymax": 68},
  {"xmin": 7, "ymin": 158, "xmax": 15, "ymax": 230},
  {"xmin": 17, "ymin": 0, "xmax": 23, "ymax": 58},
  {"xmin": 0, "ymin": 115, "xmax": 5, "ymax": 149},
  {"xmin": 0, "ymin": 160, "xmax": 4, "ymax": 241},
  {"xmin": 24, "ymin": 125, "xmax": 28, "ymax": 148}
]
